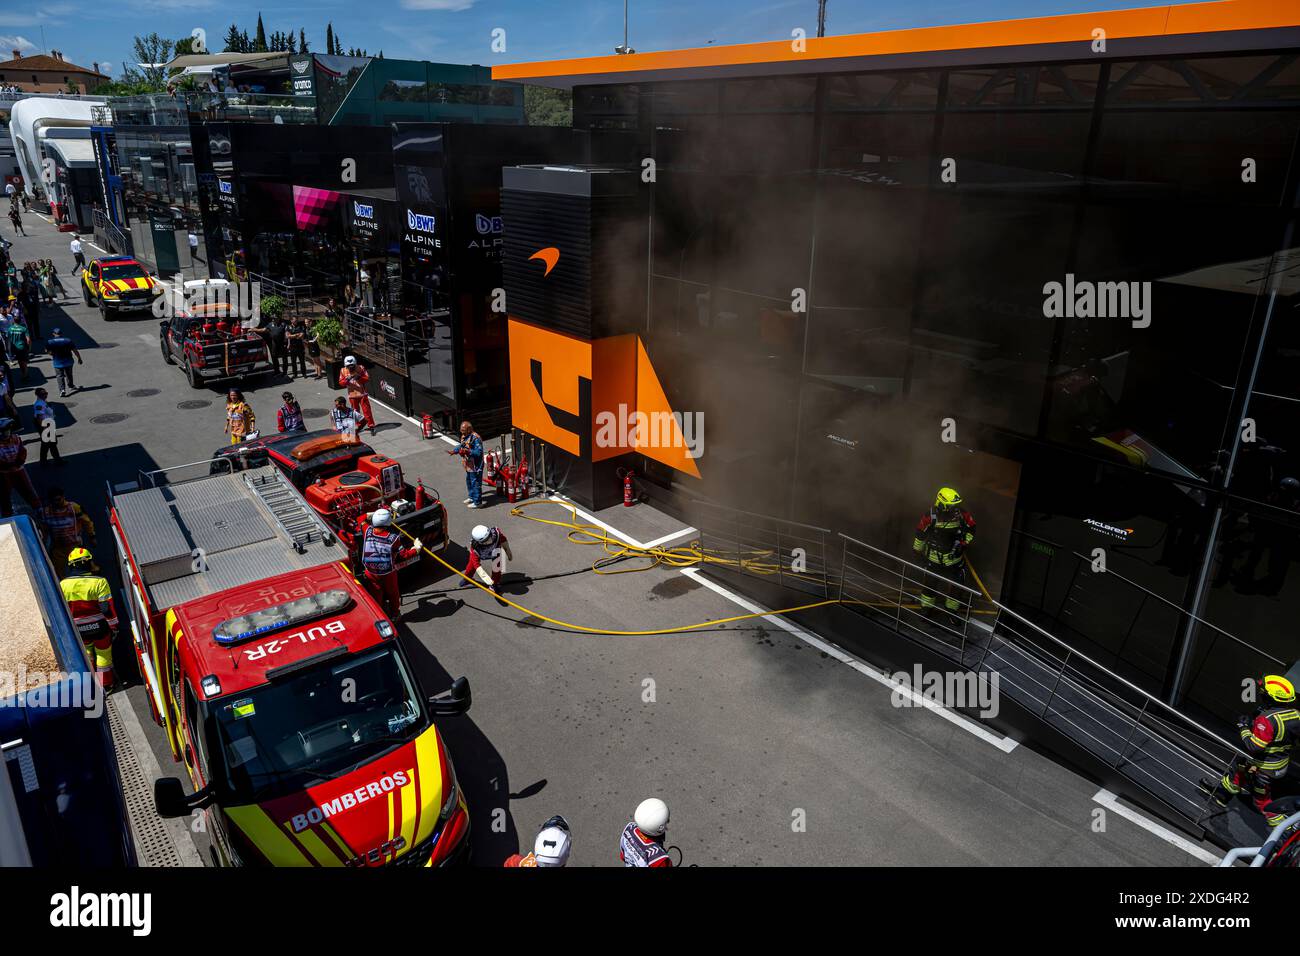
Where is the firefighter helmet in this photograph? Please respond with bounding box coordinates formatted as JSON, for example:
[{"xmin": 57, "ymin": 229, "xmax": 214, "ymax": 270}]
[
  {"xmin": 1262, "ymin": 675, "xmax": 1296, "ymax": 704},
  {"xmin": 634, "ymin": 798, "xmax": 670, "ymax": 837},
  {"xmin": 533, "ymin": 815, "xmax": 572, "ymax": 867},
  {"xmin": 371, "ymin": 509, "xmax": 392, "ymax": 527},
  {"xmin": 471, "ymin": 524, "xmax": 492, "ymax": 544},
  {"xmin": 935, "ymin": 487, "xmax": 962, "ymax": 509},
  {"xmin": 344, "ymin": 355, "xmax": 357, "ymax": 366},
  {"xmin": 67, "ymin": 547, "xmax": 94, "ymax": 572}
]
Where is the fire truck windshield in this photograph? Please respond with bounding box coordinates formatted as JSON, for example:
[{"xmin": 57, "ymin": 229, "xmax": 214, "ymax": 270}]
[{"xmin": 208, "ymin": 646, "xmax": 427, "ymax": 802}]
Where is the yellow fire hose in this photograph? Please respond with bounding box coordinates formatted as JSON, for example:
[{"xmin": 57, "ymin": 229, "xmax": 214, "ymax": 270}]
[{"xmin": 395, "ymin": 499, "xmax": 993, "ymax": 635}]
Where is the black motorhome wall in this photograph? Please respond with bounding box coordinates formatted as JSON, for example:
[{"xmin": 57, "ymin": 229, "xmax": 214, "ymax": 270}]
[{"xmin": 564, "ymin": 53, "xmax": 1300, "ymax": 720}]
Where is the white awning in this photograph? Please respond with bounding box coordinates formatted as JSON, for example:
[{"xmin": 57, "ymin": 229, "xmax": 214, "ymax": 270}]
[{"xmin": 42, "ymin": 137, "xmax": 96, "ymax": 167}]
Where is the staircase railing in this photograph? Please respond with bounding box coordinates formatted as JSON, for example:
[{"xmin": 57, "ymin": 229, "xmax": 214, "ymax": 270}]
[{"xmin": 690, "ymin": 500, "xmax": 1246, "ymax": 834}]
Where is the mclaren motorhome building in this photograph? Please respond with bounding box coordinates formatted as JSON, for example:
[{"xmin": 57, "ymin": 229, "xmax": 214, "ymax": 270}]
[{"xmin": 492, "ymin": 0, "xmax": 1300, "ymax": 736}]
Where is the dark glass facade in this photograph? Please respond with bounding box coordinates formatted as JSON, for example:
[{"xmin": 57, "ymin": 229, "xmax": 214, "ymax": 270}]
[{"xmin": 571, "ymin": 51, "xmax": 1300, "ymax": 720}]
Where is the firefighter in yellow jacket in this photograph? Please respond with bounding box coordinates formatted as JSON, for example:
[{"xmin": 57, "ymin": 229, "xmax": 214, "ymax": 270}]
[
  {"xmin": 1206, "ymin": 675, "xmax": 1299, "ymax": 826},
  {"xmin": 912, "ymin": 487, "xmax": 976, "ymax": 619},
  {"xmin": 59, "ymin": 547, "xmax": 118, "ymax": 687}
]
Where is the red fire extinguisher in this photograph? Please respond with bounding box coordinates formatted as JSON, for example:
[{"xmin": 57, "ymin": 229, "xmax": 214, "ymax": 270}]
[
  {"xmin": 499, "ymin": 461, "xmax": 515, "ymax": 503},
  {"xmin": 484, "ymin": 449, "xmax": 498, "ymax": 484},
  {"xmin": 622, "ymin": 468, "xmax": 635, "ymax": 507},
  {"xmin": 414, "ymin": 479, "xmax": 428, "ymax": 510},
  {"xmin": 516, "ymin": 456, "xmax": 530, "ymax": 500},
  {"xmin": 420, "ymin": 414, "xmax": 435, "ymax": 440}
]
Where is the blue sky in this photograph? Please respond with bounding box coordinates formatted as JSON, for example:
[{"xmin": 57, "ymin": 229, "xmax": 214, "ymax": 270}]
[{"xmin": 1, "ymin": 0, "xmax": 1172, "ymax": 80}]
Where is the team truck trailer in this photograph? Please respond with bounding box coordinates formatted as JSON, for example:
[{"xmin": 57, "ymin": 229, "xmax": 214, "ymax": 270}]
[
  {"xmin": 108, "ymin": 461, "xmax": 471, "ymax": 867},
  {"xmin": 0, "ymin": 515, "xmax": 135, "ymax": 866}
]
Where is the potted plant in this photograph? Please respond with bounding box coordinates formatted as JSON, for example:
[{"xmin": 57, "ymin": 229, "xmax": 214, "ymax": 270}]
[
  {"xmin": 257, "ymin": 293, "xmax": 286, "ymax": 327},
  {"xmin": 311, "ymin": 314, "xmax": 346, "ymax": 388}
]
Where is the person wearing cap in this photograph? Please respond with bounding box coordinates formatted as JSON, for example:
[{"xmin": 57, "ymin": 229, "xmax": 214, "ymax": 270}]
[
  {"xmin": 359, "ymin": 508, "xmax": 421, "ymax": 621},
  {"xmin": 338, "ymin": 355, "xmax": 375, "ymax": 434},
  {"xmin": 0, "ymin": 416, "xmax": 39, "ymax": 518},
  {"xmin": 276, "ymin": 391, "xmax": 305, "ymax": 433},
  {"xmin": 505, "ymin": 815, "xmax": 572, "ymax": 868},
  {"xmin": 619, "ymin": 798, "xmax": 673, "ymax": 867},
  {"xmin": 463, "ymin": 524, "xmax": 512, "ymax": 593},
  {"xmin": 45, "ymin": 327, "xmax": 81, "ymax": 397}
]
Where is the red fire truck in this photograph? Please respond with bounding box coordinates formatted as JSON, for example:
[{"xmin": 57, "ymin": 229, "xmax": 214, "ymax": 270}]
[
  {"xmin": 108, "ymin": 460, "xmax": 471, "ymax": 867},
  {"xmin": 213, "ymin": 430, "xmax": 447, "ymax": 573}
]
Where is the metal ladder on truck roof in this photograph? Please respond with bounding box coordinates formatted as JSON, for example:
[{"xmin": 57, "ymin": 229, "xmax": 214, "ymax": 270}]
[{"xmin": 243, "ymin": 468, "xmax": 334, "ymax": 551}]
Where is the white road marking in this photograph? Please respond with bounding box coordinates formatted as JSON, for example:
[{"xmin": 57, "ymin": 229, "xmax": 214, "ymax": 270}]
[
  {"xmin": 680, "ymin": 566, "xmax": 1019, "ymax": 752},
  {"xmin": 1093, "ymin": 789, "xmax": 1221, "ymax": 865},
  {"xmin": 86, "ymin": 241, "xmax": 107, "ymax": 255},
  {"xmin": 642, "ymin": 526, "xmax": 697, "ymax": 549}
]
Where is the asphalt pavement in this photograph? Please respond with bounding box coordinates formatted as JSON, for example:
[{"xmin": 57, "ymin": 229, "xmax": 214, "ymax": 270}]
[{"xmin": 2, "ymin": 214, "xmax": 1223, "ymax": 867}]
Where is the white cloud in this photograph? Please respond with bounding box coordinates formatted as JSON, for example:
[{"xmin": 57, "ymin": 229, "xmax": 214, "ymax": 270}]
[
  {"xmin": 0, "ymin": 35, "xmax": 36, "ymax": 55},
  {"xmin": 400, "ymin": 0, "xmax": 477, "ymax": 10},
  {"xmin": 98, "ymin": 60, "xmax": 115, "ymax": 76}
]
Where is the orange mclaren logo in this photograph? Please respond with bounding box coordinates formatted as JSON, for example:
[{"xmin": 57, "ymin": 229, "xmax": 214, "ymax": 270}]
[{"xmin": 528, "ymin": 247, "xmax": 560, "ymax": 276}]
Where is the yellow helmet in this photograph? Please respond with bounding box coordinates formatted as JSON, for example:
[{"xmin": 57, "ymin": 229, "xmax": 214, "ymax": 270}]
[
  {"xmin": 1262, "ymin": 675, "xmax": 1296, "ymax": 704},
  {"xmin": 67, "ymin": 547, "xmax": 93, "ymax": 570},
  {"xmin": 935, "ymin": 487, "xmax": 962, "ymax": 509}
]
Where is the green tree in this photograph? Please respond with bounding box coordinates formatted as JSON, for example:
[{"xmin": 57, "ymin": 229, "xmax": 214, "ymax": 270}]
[
  {"xmin": 223, "ymin": 24, "xmax": 244, "ymax": 53},
  {"xmin": 524, "ymin": 86, "xmax": 572, "ymax": 126},
  {"xmin": 131, "ymin": 33, "xmax": 174, "ymax": 89},
  {"xmin": 325, "ymin": 24, "xmax": 335, "ymax": 55},
  {"xmin": 254, "ymin": 14, "xmax": 268, "ymax": 52},
  {"xmin": 299, "ymin": 28, "xmax": 310, "ymax": 53},
  {"xmin": 174, "ymin": 36, "xmax": 195, "ymax": 57}
]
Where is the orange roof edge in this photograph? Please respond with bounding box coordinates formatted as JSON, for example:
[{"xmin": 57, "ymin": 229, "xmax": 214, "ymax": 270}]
[{"xmin": 492, "ymin": 0, "xmax": 1300, "ymax": 82}]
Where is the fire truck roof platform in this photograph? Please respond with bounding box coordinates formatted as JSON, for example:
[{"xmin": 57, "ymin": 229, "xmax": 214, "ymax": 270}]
[{"xmin": 111, "ymin": 463, "xmax": 344, "ymax": 612}]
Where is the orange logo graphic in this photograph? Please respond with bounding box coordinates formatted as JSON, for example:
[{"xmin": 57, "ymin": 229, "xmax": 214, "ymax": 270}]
[{"xmin": 528, "ymin": 247, "xmax": 560, "ymax": 276}]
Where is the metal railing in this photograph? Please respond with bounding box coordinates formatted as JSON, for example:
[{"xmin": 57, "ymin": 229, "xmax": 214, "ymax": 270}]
[
  {"xmin": 91, "ymin": 209, "xmax": 132, "ymax": 257},
  {"xmin": 137, "ymin": 456, "xmax": 234, "ymax": 489},
  {"xmin": 247, "ymin": 272, "xmax": 314, "ymax": 322},
  {"xmin": 691, "ymin": 501, "xmax": 1246, "ymax": 832},
  {"xmin": 343, "ymin": 307, "xmax": 409, "ymax": 373},
  {"xmin": 1007, "ymin": 528, "xmax": 1287, "ymax": 723}
]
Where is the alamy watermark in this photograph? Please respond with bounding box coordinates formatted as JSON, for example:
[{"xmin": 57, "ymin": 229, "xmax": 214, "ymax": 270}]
[
  {"xmin": 152, "ymin": 276, "xmax": 261, "ymax": 322},
  {"xmin": 1042, "ymin": 274, "xmax": 1151, "ymax": 329},
  {"xmin": 890, "ymin": 665, "xmax": 1000, "ymax": 718},
  {"xmin": 594, "ymin": 404, "xmax": 704, "ymax": 459},
  {"xmin": 1, "ymin": 667, "xmax": 104, "ymax": 718}
]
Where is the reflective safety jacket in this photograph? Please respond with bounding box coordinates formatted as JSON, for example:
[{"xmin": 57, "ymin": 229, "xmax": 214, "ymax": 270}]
[
  {"xmin": 277, "ymin": 402, "xmax": 304, "ymax": 432},
  {"xmin": 60, "ymin": 573, "xmax": 118, "ymax": 636},
  {"xmin": 42, "ymin": 500, "xmax": 93, "ymax": 546},
  {"xmin": 619, "ymin": 823, "xmax": 671, "ymax": 868},
  {"xmin": 1241, "ymin": 704, "xmax": 1300, "ymax": 776},
  {"xmin": 361, "ymin": 526, "xmax": 415, "ymax": 576},
  {"xmin": 913, "ymin": 508, "xmax": 976, "ymax": 567}
]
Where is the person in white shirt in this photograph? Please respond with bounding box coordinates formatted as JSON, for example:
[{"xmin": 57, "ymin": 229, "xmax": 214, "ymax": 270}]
[{"xmin": 69, "ymin": 237, "xmax": 86, "ymax": 273}]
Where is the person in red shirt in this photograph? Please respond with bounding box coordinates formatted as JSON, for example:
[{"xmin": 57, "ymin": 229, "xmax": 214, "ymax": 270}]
[
  {"xmin": 0, "ymin": 417, "xmax": 39, "ymax": 517},
  {"xmin": 338, "ymin": 356, "xmax": 375, "ymax": 434}
]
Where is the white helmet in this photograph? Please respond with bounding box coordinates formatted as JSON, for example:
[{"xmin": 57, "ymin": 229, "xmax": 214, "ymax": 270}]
[
  {"xmin": 533, "ymin": 815, "xmax": 571, "ymax": 867},
  {"xmin": 343, "ymin": 355, "xmax": 357, "ymax": 366},
  {"xmin": 634, "ymin": 798, "xmax": 669, "ymax": 837},
  {"xmin": 471, "ymin": 524, "xmax": 492, "ymax": 544},
  {"xmin": 371, "ymin": 509, "xmax": 392, "ymax": 527}
]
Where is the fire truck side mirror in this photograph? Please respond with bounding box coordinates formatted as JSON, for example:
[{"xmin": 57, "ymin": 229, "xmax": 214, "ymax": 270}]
[
  {"xmin": 153, "ymin": 777, "xmax": 211, "ymax": 818},
  {"xmin": 428, "ymin": 676, "xmax": 471, "ymax": 716}
]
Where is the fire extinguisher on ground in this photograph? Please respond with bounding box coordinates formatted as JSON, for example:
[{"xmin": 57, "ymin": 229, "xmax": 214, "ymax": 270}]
[
  {"xmin": 619, "ymin": 467, "xmax": 635, "ymax": 507},
  {"xmin": 420, "ymin": 414, "xmax": 435, "ymax": 440},
  {"xmin": 516, "ymin": 455, "xmax": 530, "ymax": 500},
  {"xmin": 484, "ymin": 449, "xmax": 498, "ymax": 486}
]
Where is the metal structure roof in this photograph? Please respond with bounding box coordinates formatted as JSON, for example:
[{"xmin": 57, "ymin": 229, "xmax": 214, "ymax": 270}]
[{"xmin": 113, "ymin": 465, "xmax": 344, "ymax": 612}]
